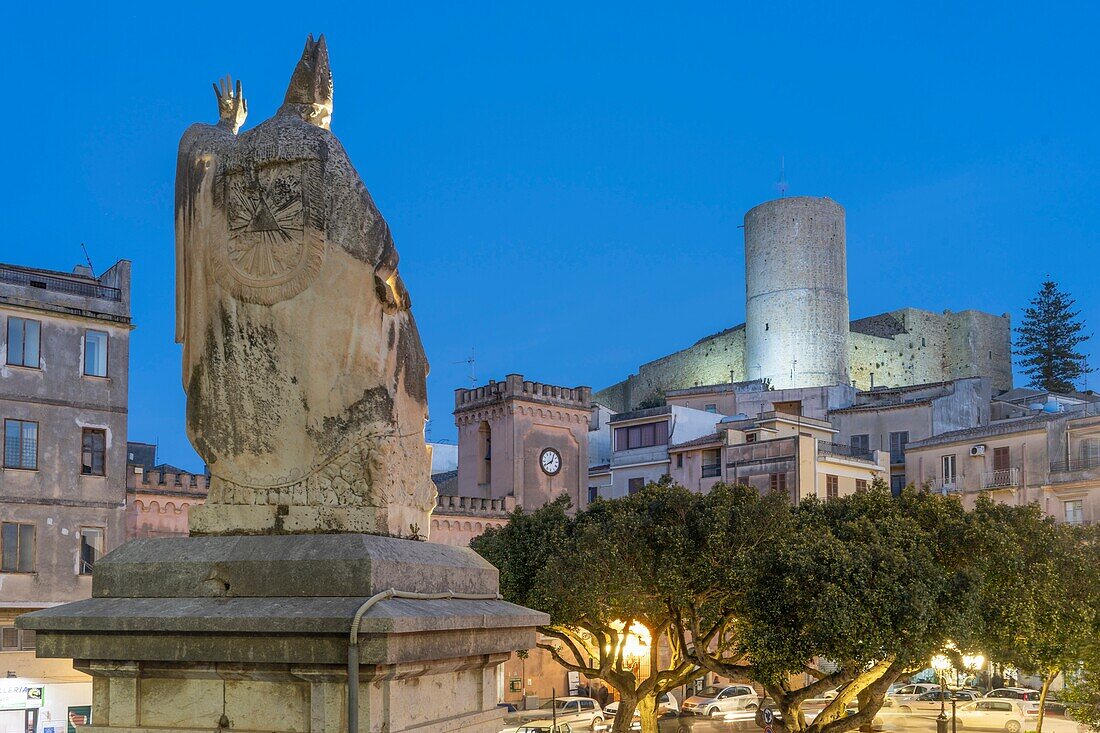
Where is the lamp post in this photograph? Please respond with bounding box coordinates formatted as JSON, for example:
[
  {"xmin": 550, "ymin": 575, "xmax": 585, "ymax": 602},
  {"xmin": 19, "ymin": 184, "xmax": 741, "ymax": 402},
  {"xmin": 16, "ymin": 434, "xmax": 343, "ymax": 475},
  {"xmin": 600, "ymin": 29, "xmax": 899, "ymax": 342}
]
[{"xmin": 932, "ymin": 655, "xmax": 952, "ymax": 733}]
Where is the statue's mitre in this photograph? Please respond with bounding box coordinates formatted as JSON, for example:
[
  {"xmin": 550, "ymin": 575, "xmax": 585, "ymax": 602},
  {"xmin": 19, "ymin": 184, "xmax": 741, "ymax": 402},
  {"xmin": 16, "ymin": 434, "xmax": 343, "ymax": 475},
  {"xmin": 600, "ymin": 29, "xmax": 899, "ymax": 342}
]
[{"xmin": 283, "ymin": 34, "xmax": 333, "ymax": 110}]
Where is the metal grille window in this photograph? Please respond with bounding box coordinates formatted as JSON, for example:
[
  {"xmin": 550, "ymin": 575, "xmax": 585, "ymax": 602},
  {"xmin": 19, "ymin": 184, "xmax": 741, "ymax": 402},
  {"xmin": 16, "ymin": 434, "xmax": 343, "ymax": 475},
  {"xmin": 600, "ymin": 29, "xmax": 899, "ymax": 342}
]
[
  {"xmin": 6, "ymin": 316, "xmax": 40, "ymax": 368},
  {"xmin": 1, "ymin": 522, "xmax": 35, "ymax": 572},
  {"xmin": 83, "ymin": 330, "xmax": 108, "ymax": 377},
  {"xmin": 826, "ymin": 474, "xmax": 839, "ymax": 500},
  {"xmin": 81, "ymin": 428, "xmax": 107, "ymax": 475},
  {"xmin": 4, "ymin": 419, "xmax": 38, "ymax": 470},
  {"xmin": 79, "ymin": 527, "xmax": 104, "ymax": 574}
]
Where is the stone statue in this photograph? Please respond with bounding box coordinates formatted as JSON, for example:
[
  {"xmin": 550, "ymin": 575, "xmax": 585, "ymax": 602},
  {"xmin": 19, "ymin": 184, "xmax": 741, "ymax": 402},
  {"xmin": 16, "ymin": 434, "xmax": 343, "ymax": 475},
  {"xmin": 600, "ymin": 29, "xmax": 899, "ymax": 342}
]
[{"xmin": 175, "ymin": 35, "xmax": 435, "ymax": 537}]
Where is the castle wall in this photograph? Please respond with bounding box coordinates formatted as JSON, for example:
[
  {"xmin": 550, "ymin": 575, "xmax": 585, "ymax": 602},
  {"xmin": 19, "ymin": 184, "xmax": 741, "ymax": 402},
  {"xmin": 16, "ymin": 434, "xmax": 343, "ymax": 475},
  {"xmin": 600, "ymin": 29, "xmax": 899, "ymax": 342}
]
[
  {"xmin": 594, "ymin": 326, "xmax": 746, "ymax": 412},
  {"xmin": 596, "ymin": 307, "xmax": 1011, "ymax": 411}
]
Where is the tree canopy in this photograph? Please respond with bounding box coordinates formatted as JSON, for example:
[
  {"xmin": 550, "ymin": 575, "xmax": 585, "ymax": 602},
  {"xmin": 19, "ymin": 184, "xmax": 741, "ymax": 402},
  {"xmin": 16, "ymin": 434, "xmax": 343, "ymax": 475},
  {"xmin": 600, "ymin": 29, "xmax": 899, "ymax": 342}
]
[{"xmin": 1015, "ymin": 280, "xmax": 1093, "ymax": 393}]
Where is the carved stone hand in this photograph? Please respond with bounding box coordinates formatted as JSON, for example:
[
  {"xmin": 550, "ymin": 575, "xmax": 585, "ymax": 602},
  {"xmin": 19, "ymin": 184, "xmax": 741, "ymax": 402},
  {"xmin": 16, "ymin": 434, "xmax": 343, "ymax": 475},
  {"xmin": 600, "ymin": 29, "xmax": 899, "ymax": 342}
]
[{"xmin": 213, "ymin": 75, "xmax": 248, "ymax": 134}]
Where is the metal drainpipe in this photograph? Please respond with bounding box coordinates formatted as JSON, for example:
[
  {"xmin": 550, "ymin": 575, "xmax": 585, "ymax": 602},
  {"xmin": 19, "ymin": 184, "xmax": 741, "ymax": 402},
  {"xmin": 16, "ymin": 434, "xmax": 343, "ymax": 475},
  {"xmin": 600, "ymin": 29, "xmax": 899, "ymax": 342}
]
[{"xmin": 346, "ymin": 588, "xmax": 503, "ymax": 732}]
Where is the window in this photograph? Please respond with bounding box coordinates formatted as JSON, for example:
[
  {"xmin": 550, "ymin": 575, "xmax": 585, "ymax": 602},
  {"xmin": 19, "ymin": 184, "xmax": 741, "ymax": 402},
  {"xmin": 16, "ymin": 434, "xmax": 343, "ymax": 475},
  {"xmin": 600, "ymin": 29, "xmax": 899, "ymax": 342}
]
[
  {"xmin": 675, "ymin": 453, "xmax": 683, "ymax": 468},
  {"xmin": 888, "ymin": 431, "xmax": 908, "ymax": 464},
  {"xmin": 79, "ymin": 527, "xmax": 104, "ymax": 574},
  {"xmin": 701, "ymin": 449, "xmax": 721, "ymax": 478},
  {"xmin": 1082, "ymin": 438, "xmax": 1100, "ymax": 464},
  {"xmin": 627, "ymin": 477, "xmax": 645, "ymax": 495},
  {"xmin": 770, "ymin": 472, "xmax": 787, "ymax": 494},
  {"xmin": 3, "ymin": 419, "xmax": 38, "ymax": 470},
  {"xmin": 83, "ymin": 330, "xmax": 108, "ymax": 377},
  {"xmin": 850, "ymin": 434, "xmax": 870, "ymax": 453},
  {"xmin": 1, "ymin": 522, "xmax": 35, "ymax": 573},
  {"xmin": 0, "ymin": 626, "xmax": 35, "ymax": 651},
  {"xmin": 745, "ymin": 432, "xmax": 758, "ymax": 443},
  {"xmin": 942, "ymin": 454, "xmax": 957, "ymax": 487},
  {"xmin": 855, "ymin": 479, "xmax": 868, "ymax": 494},
  {"xmin": 890, "ymin": 474, "xmax": 906, "ymax": 495},
  {"xmin": 826, "ymin": 474, "xmax": 839, "ymax": 500},
  {"xmin": 81, "ymin": 428, "xmax": 107, "ymax": 475},
  {"xmin": 587, "ymin": 486, "xmax": 598, "ymax": 504},
  {"xmin": 1065, "ymin": 500, "xmax": 1084, "ymax": 525},
  {"xmin": 614, "ymin": 421, "xmax": 669, "ymax": 451},
  {"xmin": 5, "ymin": 317, "xmax": 40, "ymax": 368},
  {"xmin": 704, "ymin": 403, "xmax": 718, "ymax": 414},
  {"xmin": 993, "ymin": 446, "xmax": 1010, "ymax": 472}
]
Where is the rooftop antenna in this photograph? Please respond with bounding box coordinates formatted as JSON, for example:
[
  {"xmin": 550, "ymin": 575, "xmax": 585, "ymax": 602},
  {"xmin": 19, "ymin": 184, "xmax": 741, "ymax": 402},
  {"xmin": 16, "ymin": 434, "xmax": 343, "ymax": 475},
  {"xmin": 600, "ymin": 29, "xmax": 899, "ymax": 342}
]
[
  {"xmin": 453, "ymin": 349, "xmax": 477, "ymax": 387},
  {"xmin": 776, "ymin": 156, "xmax": 788, "ymax": 197},
  {"xmin": 80, "ymin": 243, "xmax": 97, "ymax": 278}
]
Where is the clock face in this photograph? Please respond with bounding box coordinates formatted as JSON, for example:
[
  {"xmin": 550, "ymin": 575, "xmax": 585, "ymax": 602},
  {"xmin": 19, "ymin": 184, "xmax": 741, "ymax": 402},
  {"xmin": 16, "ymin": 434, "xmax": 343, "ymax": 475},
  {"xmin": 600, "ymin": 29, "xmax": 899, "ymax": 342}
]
[{"xmin": 540, "ymin": 448, "xmax": 562, "ymax": 476}]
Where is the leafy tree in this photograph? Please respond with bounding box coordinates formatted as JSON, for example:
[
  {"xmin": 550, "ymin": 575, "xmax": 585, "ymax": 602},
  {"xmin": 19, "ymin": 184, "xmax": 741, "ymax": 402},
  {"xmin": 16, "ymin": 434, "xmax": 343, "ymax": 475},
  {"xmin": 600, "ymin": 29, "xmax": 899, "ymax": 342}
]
[
  {"xmin": 472, "ymin": 481, "xmax": 787, "ymax": 733},
  {"xmin": 973, "ymin": 502, "xmax": 1099, "ymax": 733},
  {"xmin": 1064, "ymin": 635, "xmax": 1100, "ymax": 733},
  {"xmin": 1015, "ymin": 280, "xmax": 1094, "ymax": 393},
  {"xmin": 686, "ymin": 481, "xmax": 983, "ymax": 733}
]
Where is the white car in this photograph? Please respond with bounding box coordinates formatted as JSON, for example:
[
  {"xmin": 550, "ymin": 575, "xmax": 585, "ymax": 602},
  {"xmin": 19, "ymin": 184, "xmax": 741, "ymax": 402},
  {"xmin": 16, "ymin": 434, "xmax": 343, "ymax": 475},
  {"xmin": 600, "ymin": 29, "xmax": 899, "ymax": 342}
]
[
  {"xmin": 512, "ymin": 723, "xmax": 574, "ymax": 733},
  {"xmin": 602, "ymin": 691, "xmax": 677, "ymax": 717},
  {"xmin": 502, "ymin": 697, "xmax": 604, "ymax": 732},
  {"xmin": 954, "ymin": 699, "xmax": 1037, "ymax": 733},
  {"xmin": 681, "ymin": 684, "xmax": 759, "ymax": 716},
  {"xmin": 889, "ymin": 683, "xmax": 941, "ymax": 704}
]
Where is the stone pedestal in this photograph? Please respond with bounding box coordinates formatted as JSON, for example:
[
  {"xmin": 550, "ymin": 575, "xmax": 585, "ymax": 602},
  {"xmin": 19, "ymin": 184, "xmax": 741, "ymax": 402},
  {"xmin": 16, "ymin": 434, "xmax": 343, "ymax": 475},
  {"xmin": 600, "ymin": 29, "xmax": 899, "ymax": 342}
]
[{"xmin": 18, "ymin": 534, "xmax": 546, "ymax": 732}]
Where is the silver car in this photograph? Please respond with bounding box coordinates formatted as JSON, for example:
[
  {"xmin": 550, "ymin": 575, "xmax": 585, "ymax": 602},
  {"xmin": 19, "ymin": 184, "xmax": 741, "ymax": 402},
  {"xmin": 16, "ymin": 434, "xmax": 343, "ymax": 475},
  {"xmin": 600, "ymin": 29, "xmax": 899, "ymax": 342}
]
[{"xmin": 681, "ymin": 684, "xmax": 759, "ymax": 716}]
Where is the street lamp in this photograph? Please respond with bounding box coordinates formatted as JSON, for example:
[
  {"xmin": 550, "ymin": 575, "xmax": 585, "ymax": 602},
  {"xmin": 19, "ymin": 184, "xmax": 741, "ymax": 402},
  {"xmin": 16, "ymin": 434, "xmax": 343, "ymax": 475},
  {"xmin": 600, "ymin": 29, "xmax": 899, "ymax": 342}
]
[{"xmin": 931, "ymin": 654, "xmax": 952, "ymax": 733}]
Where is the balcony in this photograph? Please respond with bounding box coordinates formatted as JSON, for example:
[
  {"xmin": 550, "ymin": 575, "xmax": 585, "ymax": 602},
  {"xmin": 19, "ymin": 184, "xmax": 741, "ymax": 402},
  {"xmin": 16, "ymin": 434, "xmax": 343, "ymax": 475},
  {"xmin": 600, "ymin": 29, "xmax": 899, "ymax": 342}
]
[
  {"xmin": 0, "ymin": 265, "xmax": 122, "ymax": 301},
  {"xmin": 1050, "ymin": 457, "xmax": 1100, "ymax": 473},
  {"xmin": 927, "ymin": 477, "xmax": 961, "ymax": 494},
  {"xmin": 981, "ymin": 467, "xmax": 1021, "ymax": 489},
  {"xmin": 818, "ymin": 441, "xmax": 876, "ymax": 464}
]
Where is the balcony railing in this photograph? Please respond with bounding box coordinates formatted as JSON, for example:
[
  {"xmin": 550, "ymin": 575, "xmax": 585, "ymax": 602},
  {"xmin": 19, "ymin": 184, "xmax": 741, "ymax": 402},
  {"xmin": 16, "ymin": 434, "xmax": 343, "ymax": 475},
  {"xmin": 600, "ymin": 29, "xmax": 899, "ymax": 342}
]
[
  {"xmin": 818, "ymin": 441, "xmax": 875, "ymax": 463},
  {"xmin": 981, "ymin": 467, "xmax": 1021, "ymax": 489},
  {"xmin": 927, "ymin": 477, "xmax": 961, "ymax": 494},
  {"xmin": 701, "ymin": 464, "xmax": 721, "ymax": 478},
  {"xmin": 0, "ymin": 266, "xmax": 122, "ymax": 301},
  {"xmin": 1050, "ymin": 457, "xmax": 1100, "ymax": 473}
]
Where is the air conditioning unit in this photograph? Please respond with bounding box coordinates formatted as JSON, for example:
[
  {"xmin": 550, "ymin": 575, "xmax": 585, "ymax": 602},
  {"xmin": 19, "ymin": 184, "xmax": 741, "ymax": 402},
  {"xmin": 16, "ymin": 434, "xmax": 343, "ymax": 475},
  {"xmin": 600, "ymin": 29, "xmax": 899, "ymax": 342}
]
[{"xmin": 970, "ymin": 445, "xmax": 986, "ymax": 457}]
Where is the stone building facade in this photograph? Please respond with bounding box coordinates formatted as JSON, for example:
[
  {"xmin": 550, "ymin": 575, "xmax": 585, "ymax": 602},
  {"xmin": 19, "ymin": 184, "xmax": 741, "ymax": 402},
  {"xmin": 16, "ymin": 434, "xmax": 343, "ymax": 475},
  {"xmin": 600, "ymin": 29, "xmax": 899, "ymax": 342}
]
[
  {"xmin": 125, "ymin": 462, "xmax": 209, "ymax": 539},
  {"xmin": 0, "ymin": 260, "xmax": 131, "ymax": 681},
  {"xmin": 594, "ymin": 196, "xmax": 1012, "ymax": 412}
]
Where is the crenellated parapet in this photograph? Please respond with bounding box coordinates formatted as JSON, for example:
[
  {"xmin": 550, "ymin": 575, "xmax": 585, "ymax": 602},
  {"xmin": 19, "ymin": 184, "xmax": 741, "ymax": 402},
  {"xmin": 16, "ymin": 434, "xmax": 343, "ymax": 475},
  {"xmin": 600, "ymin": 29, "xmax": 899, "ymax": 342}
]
[{"xmin": 455, "ymin": 373, "xmax": 591, "ymax": 413}]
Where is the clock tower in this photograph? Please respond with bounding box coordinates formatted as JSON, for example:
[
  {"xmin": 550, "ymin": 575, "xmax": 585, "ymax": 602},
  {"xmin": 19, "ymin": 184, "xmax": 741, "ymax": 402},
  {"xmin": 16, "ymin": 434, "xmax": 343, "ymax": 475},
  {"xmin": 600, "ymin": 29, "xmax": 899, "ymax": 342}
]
[{"xmin": 453, "ymin": 374, "xmax": 592, "ymax": 510}]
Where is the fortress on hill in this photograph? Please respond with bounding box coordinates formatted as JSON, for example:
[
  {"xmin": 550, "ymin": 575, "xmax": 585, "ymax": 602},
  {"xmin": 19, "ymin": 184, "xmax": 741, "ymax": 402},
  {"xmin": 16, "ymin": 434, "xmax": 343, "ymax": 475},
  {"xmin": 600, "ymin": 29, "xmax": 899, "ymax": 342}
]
[{"xmin": 595, "ymin": 196, "xmax": 1013, "ymax": 412}]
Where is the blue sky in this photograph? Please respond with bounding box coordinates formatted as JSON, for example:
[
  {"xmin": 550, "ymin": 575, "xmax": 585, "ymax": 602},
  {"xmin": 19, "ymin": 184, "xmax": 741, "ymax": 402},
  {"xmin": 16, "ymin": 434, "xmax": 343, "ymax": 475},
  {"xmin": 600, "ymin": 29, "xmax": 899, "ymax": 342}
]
[{"xmin": 7, "ymin": 2, "xmax": 1098, "ymax": 470}]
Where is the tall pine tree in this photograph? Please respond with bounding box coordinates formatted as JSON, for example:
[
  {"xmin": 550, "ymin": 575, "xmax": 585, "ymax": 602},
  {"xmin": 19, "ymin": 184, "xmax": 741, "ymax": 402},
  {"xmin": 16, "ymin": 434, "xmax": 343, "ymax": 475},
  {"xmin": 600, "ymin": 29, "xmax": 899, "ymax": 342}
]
[{"xmin": 1015, "ymin": 280, "xmax": 1093, "ymax": 393}]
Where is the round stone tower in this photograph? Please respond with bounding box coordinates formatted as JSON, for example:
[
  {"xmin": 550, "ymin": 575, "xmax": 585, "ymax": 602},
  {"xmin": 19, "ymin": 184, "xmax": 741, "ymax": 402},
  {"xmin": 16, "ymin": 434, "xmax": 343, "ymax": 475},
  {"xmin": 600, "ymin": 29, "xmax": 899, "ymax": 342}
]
[{"xmin": 744, "ymin": 196, "xmax": 849, "ymax": 390}]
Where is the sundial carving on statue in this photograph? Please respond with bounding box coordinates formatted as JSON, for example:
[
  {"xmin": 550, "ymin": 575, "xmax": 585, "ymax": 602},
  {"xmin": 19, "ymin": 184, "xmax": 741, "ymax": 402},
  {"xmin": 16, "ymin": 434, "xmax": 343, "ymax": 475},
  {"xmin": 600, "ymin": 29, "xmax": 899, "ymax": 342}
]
[{"xmin": 212, "ymin": 162, "xmax": 326, "ymax": 304}]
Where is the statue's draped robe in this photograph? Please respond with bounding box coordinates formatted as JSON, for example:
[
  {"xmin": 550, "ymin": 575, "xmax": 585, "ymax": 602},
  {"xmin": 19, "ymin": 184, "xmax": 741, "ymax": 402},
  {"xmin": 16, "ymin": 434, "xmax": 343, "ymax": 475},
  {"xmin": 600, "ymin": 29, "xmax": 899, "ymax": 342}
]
[{"xmin": 175, "ymin": 112, "xmax": 434, "ymax": 535}]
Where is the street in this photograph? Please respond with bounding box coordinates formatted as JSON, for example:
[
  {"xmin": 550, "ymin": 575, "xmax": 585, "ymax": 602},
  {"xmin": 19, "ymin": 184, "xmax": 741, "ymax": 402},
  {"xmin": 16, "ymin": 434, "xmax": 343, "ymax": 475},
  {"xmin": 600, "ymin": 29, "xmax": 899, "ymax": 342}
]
[{"xmin": 588, "ymin": 710, "xmax": 1086, "ymax": 733}]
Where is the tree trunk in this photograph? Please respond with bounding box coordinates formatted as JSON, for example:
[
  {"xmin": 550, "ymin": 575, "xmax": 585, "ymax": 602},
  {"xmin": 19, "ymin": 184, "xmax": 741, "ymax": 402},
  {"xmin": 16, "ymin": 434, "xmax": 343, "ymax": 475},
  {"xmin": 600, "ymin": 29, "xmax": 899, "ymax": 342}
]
[
  {"xmin": 1035, "ymin": 668, "xmax": 1057, "ymax": 733},
  {"xmin": 611, "ymin": 696, "xmax": 639, "ymax": 733},
  {"xmin": 637, "ymin": 696, "xmax": 660, "ymax": 733},
  {"xmin": 858, "ymin": 687, "xmax": 874, "ymax": 733}
]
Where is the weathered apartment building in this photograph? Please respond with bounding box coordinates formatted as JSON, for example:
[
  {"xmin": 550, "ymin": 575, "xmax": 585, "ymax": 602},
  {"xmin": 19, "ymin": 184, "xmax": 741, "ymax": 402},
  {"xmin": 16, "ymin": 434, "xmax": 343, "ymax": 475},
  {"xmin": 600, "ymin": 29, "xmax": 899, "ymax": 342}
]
[{"xmin": 0, "ymin": 260, "xmax": 131, "ymax": 689}]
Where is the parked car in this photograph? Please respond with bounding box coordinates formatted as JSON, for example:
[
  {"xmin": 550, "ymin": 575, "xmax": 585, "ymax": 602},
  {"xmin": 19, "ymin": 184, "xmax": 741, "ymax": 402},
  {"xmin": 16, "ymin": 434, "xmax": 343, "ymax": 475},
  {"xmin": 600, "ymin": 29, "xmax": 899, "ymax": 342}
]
[
  {"xmin": 889, "ymin": 683, "xmax": 942, "ymax": 704},
  {"xmin": 986, "ymin": 688, "xmax": 1041, "ymax": 702},
  {"xmin": 896, "ymin": 690, "xmax": 978, "ymax": 713},
  {"xmin": 953, "ymin": 699, "xmax": 1037, "ymax": 732},
  {"xmin": 603, "ymin": 692, "xmax": 680, "ymax": 719},
  {"xmin": 681, "ymin": 684, "xmax": 759, "ymax": 716},
  {"xmin": 501, "ymin": 697, "xmax": 604, "ymax": 732}
]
